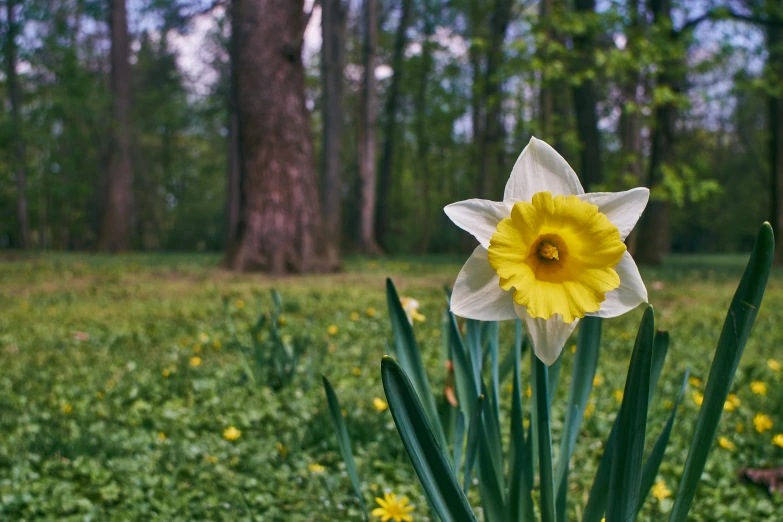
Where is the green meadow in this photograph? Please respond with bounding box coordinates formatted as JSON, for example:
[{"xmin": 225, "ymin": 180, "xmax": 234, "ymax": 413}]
[{"xmin": 1, "ymin": 254, "xmax": 781, "ymax": 521}]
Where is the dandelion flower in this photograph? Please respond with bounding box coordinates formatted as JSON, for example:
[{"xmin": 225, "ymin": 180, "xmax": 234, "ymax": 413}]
[
  {"xmin": 327, "ymin": 325, "xmax": 338, "ymax": 335},
  {"xmin": 718, "ymin": 437, "xmax": 735, "ymax": 450},
  {"xmin": 724, "ymin": 394, "xmax": 740, "ymax": 412},
  {"xmin": 213, "ymin": 339, "xmax": 222, "ymax": 350},
  {"xmin": 158, "ymin": 432, "xmax": 166, "ymax": 441},
  {"xmin": 754, "ymin": 413, "xmax": 773, "ymax": 433},
  {"xmin": 366, "ymin": 307, "xmax": 377, "ymax": 318},
  {"xmin": 373, "ymin": 398, "xmax": 388, "ymax": 412},
  {"xmin": 614, "ymin": 389, "xmax": 624, "ymax": 403},
  {"xmin": 371, "ymin": 492, "xmax": 415, "ymax": 522},
  {"xmin": 199, "ymin": 332, "xmax": 209, "ymax": 343},
  {"xmin": 736, "ymin": 423, "xmax": 745, "ymax": 433},
  {"xmin": 350, "ymin": 312, "xmax": 360, "ymax": 321},
  {"xmin": 592, "ymin": 374, "xmax": 604, "ymax": 386},
  {"xmin": 277, "ymin": 316, "xmax": 287, "ymax": 326},
  {"xmin": 651, "ymin": 479, "xmax": 672, "ymax": 500},
  {"xmin": 584, "ymin": 400, "xmax": 596, "ymax": 419},
  {"xmin": 62, "ymin": 404, "xmax": 73, "ymax": 414},
  {"xmin": 444, "ymin": 137, "xmax": 648, "ymax": 364},
  {"xmin": 688, "ymin": 376, "xmax": 702, "ymax": 388},
  {"xmin": 190, "ymin": 356, "xmax": 202, "ymax": 367},
  {"xmin": 768, "ymin": 359, "xmax": 781, "ymax": 372},
  {"xmin": 223, "ymin": 426, "xmax": 242, "ymax": 441},
  {"xmin": 352, "ymin": 367, "xmax": 361, "ymax": 376},
  {"xmin": 751, "ymin": 381, "xmax": 767, "ymax": 395},
  {"xmin": 162, "ymin": 368, "xmax": 171, "ymax": 377},
  {"xmin": 205, "ymin": 455, "xmax": 218, "ymax": 463},
  {"xmin": 309, "ymin": 463, "xmax": 325, "ymax": 474},
  {"xmin": 525, "ymin": 385, "xmax": 532, "ymax": 398},
  {"xmin": 235, "ymin": 299, "xmax": 245, "ymax": 309},
  {"xmin": 692, "ymin": 391, "xmax": 704, "ymax": 406},
  {"xmin": 773, "ymin": 434, "xmax": 783, "ymax": 448}
]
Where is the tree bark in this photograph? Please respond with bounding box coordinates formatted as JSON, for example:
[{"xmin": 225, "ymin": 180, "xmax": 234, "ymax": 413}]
[
  {"xmin": 5, "ymin": 0, "xmax": 31, "ymax": 249},
  {"xmin": 767, "ymin": 3, "xmax": 783, "ymax": 264},
  {"xmin": 321, "ymin": 0, "xmax": 347, "ymax": 264},
  {"xmin": 572, "ymin": 0, "xmax": 602, "ymax": 190},
  {"xmin": 226, "ymin": 0, "xmax": 329, "ymax": 273},
  {"xmin": 634, "ymin": 0, "xmax": 679, "ymax": 266},
  {"xmin": 375, "ymin": 0, "xmax": 412, "ymax": 248},
  {"xmin": 97, "ymin": 0, "xmax": 134, "ymax": 251},
  {"xmin": 226, "ymin": 0, "xmax": 242, "ymax": 249},
  {"xmin": 414, "ymin": 0, "xmax": 435, "ymax": 253},
  {"xmin": 357, "ymin": 0, "xmax": 382, "ymax": 254}
]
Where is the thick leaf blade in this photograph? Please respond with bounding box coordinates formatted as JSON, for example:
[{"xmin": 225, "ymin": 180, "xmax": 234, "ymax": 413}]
[
  {"xmin": 463, "ymin": 395, "xmax": 485, "ymax": 495},
  {"xmin": 509, "ymin": 323, "xmax": 535, "ymax": 522},
  {"xmin": 322, "ymin": 376, "xmax": 369, "ymax": 521},
  {"xmin": 534, "ymin": 351, "xmax": 556, "ymax": 522},
  {"xmin": 555, "ymin": 316, "xmax": 602, "ymax": 522},
  {"xmin": 381, "ymin": 357, "xmax": 479, "ymax": 522},
  {"xmin": 606, "ymin": 305, "xmax": 655, "ymax": 522},
  {"xmin": 669, "ymin": 223, "xmax": 774, "ymax": 522},
  {"xmin": 386, "ymin": 279, "xmax": 448, "ymax": 451}
]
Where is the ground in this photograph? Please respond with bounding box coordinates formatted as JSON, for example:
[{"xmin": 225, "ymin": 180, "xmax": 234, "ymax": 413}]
[{"xmin": 0, "ymin": 253, "xmax": 781, "ymax": 521}]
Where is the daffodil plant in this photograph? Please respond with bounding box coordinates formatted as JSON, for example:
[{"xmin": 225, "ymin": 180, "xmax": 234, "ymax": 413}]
[{"xmin": 323, "ymin": 138, "xmax": 774, "ymax": 522}]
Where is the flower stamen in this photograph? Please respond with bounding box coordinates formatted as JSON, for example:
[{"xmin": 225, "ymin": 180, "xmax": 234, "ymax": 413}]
[{"xmin": 537, "ymin": 240, "xmax": 559, "ymax": 261}]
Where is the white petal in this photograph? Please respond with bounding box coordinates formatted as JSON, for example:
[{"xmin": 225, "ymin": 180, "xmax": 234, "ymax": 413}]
[
  {"xmin": 516, "ymin": 304, "xmax": 579, "ymax": 366},
  {"xmin": 444, "ymin": 199, "xmax": 511, "ymax": 249},
  {"xmin": 504, "ymin": 136, "xmax": 584, "ymax": 202},
  {"xmin": 578, "ymin": 188, "xmax": 650, "ymax": 240},
  {"xmin": 588, "ymin": 252, "xmax": 648, "ymax": 318},
  {"xmin": 451, "ymin": 246, "xmax": 517, "ymax": 321}
]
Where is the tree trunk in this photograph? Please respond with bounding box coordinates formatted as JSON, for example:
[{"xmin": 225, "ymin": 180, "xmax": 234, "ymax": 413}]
[
  {"xmin": 97, "ymin": 0, "xmax": 134, "ymax": 251},
  {"xmin": 414, "ymin": 0, "xmax": 434, "ymax": 253},
  {"xmin": 226, "ymin": 0, "xmax": 328, "ymax": 273},
  {"xmin": 634, "ymin": 0, "xmax": 678, "ymax": 266},
  {"xmin": 321, "ymin": 0, "xmax": 347, "ymax": 264},
  {"xmin": 572, "ymin": 0, "xmax": 602, "ymax": 190},
  {"xmin": 375, "ymin": 0, "xmax": 412, "ymax": 248},
  {"xmin": 768, "ymin": 5, "xmax": 783, "ymax": 264},
  {"xmin": 357, "ymin": 0, "xmax": 382, "ymax": 254},
  {"xmin": 5, "ymin": 0, "xmax": 31, "ymax": 249},
  {"xmin": 226, "ymin": 0, "xmax": 242, "ymax": 249},
  {"xmin": 469, "ymin": 0, "xmax": 486, "ymax": 199}
]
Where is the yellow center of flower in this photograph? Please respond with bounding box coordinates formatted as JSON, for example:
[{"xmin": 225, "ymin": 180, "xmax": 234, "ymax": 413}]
[{"xmin": 487, "ymin": 191, "xmax": 626, "ymax": 323}]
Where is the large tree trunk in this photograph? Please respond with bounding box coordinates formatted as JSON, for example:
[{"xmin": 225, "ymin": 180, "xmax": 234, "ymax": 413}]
[
  {"xmin": 375, "ymin": 0, "xmax": 412, "ymax": 248},
  {"xmin": 768, "ymin": 4, "xmax": 783, "ymax": 264},
  {"xmin": 572, "ymin": 0, "xmax": 602, "ymax": 190},
  {"xmin": 97, "ymin": 0, "xmax": 134, "ymax": 251},
  {"xmin": 357, "ymin": 0, "xmax": 382, "ymax": 254},
  {"xmin": 5, "ymin": 0, "xmax": 31, "ymax": 249},
  {"xmin": 226, "ymin": 0, "xmax": 242, "ymax": 249},
  {"xmin": 321, "ymin": 0, "xmax": 347, "ymax": 265},
  {"xmin": 634, "ymin": 0, "xmax": 678, "ymax": 265},
  {"xmin": 414, "ymin": 0, "xmax": 435, "ymax": 253},
  {"xmin": 226, "ymin": 0, "xmax": 328, "ymax": 273}
]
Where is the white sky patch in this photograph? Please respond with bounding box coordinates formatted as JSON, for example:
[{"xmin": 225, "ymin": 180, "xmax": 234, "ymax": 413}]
[{"xmin": 169, "ymin": 9, "xmax": 223, "ymax": 97}]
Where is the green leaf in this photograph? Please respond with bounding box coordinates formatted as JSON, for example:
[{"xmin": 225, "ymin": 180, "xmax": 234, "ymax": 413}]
[
  {"xmin": 453, "ymin": 411, "xmax": 465, "ymax": 472},
  {"xmin": 669, "ymin": 223, "xmax": 774, "ymax": 522},
  {"xmin": 582, "ymin": 330, "xmax": 671, "ymax": 522},
  {"xmin": 555, "ymin": 316, "xmax": 602, "ymax": 522},
  {"xmin": 381, "ymin": 357, "xmax": 479, "ymax": 522},
  {"xmin": 606, "ymin": 305, "xmax": 655, "ymax": 522},
  {"xmin": 386, "ymin": 279, "xmax": 448, "ymax": 451},
  {"xmin": 534, "ymin": 350, "xmax": 556, "ymax": 522},
  {"xmin": 636, "ymin": 368, "xmax": 690, "ymax": 514},
  {"xmin": 322, "ymin": 376, "xmax": 369, "ymax": 521},
  {"xmin": 509, "ymin": 324, "xmax": 535, "ymax": 522},
  {"xmin": 448, "ymin": 313, "xmax": 479, "ymax": 421},
  {"xmin": 477, "ymin": 381, "xmax": 507, "ymax": 520},
  {"xmin": 463, "ymin": 395, "xmax": 485, "ymax": 495}
]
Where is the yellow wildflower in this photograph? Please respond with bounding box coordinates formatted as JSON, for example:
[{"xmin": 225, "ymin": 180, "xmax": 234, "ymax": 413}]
[
  {"xmin": 614, "ymin": 389, "xmax": 624, "ymax": 403},
  {"xmin": 688, "ymin": 376, "xmax": 702, "ymax": 388},
  {"xmin": 663, "ymin": 400, "xmax": 674, "ymax": 410},
  {"xmin": 373, "ymin": 398, "xmax": 389, "ymax": 412},
  {"xmin": 728, "ymin": 394, "xmax": 741, "ymax": 408},
  {"xmin": 309, "ymin": 463, "xmax": 325, "ymax": 474},
  {"xmin": 371, "ymin": 492, "xmax": 415, "ymax": 522},
  {"xmin": 350, "ymin": 312, "xmax": 360, "ymax": 321},
  {"xmin": 692, "ymin": 391, "xmax": 704, "ymax": 406},
  {"xmin": 61, "ymin": 404, "xmax": 73, "ymax": 414},
  {"xmin": 190, "ymin": 356, "xmax": 202, "ymax": 367},
  {"xmin": 718, "ymin": 437, "xmax": 735, "ymax": 450},
  {"xmin": 158, "ymin": 432, "xmax": 166, "ymax": 441},
  {"xmin": 736, "ymin": 423, "xmax": 745, "ymax": 433},
  {"xmin": 366, "ymin": 307, "xmax": 377, "ymax": 318},
  {"xmin": 235, "ymin": 299, "xmax": 245, "ymax": 309},
  {"xmin": 525, "ymin": 385, "xmax": 532, "ymax": 398},
  {"xmin": 193, "ymin": 344, "xmax": 202, "ymax": 353},
  {"xmin": 327, "ymin": 325, "xmax": 338, "ymax": 335},
  {"xmin": 276, "ymin": 442, "xmax": 288, "ymax": 457},
  {"xmin": 213, "ymin": 339, "xmax": 222, "ymax": 349},
  {"xmin": 277, "ymin": 316, "xmax": 287, "ymax": 326},
  {"xmin": 651, "ymin": 479, "xmax": 672, "ymax": 500},
  {"xmin": 205, "ymin": 455, "xmax": 218, "ymax": 463},
  {"xmin": 523, "ymin": 418, "xmax": 530, "ymax": 429},
  {"xmin": 570, "ymin": 344, "xmax": 577, "ymax": 353},
  {"xmin": 162, "ymin": 368, "xmax": 171, "ymax": 377},
  {"xmin": 199, "ymin": 332, "xmax": 209, "ymax": 343},
  {"xmin": 751, "ymin": 381, "xmax": 767, "ymax": 396},
  {"xmin": 352, "ymin": 367, "xmax": 361, "ymax": 376},
  {"xmin": 754, "ymin": 413, "xmax": 773, "ymax": 433},
  {"xmin": 223, "ymin": 426, "xmax": 242, "ymax": 441},
  {"xmin": 584, "ymin": 400, "xmax": 596, "ymax": 419},
  {"xmin": 768, "ymin": 359, "xmax": 781, "ymax": 372},
  {"xmin": 592, "ymin": 374, "xmax": 604, "ymax": 387},
  {"xmin": 773, "ymin": 434, "xmax": 783, "ymax": 448}
]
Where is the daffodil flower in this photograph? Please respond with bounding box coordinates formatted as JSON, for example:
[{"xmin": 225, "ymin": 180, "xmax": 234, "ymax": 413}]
[{"xmin": 444, "ymin": 137, "xmax": 649, "ymax": 365}]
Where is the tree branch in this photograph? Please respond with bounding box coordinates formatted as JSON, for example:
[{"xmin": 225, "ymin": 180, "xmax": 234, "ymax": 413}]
[{"xmin": 679, "ymin": 8, "xmax": 783, "ymax": 35}]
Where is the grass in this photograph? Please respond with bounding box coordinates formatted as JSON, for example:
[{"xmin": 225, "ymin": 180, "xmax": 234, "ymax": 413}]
[{"xmin": 0, "ymin": 252, "xmax": 782, "ymax": 521}]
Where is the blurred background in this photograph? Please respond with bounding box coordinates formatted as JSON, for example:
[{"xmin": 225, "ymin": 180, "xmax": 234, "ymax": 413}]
[{"xmin": 1, "ymin": 0, "xmax": 782, "ymax": 269}]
